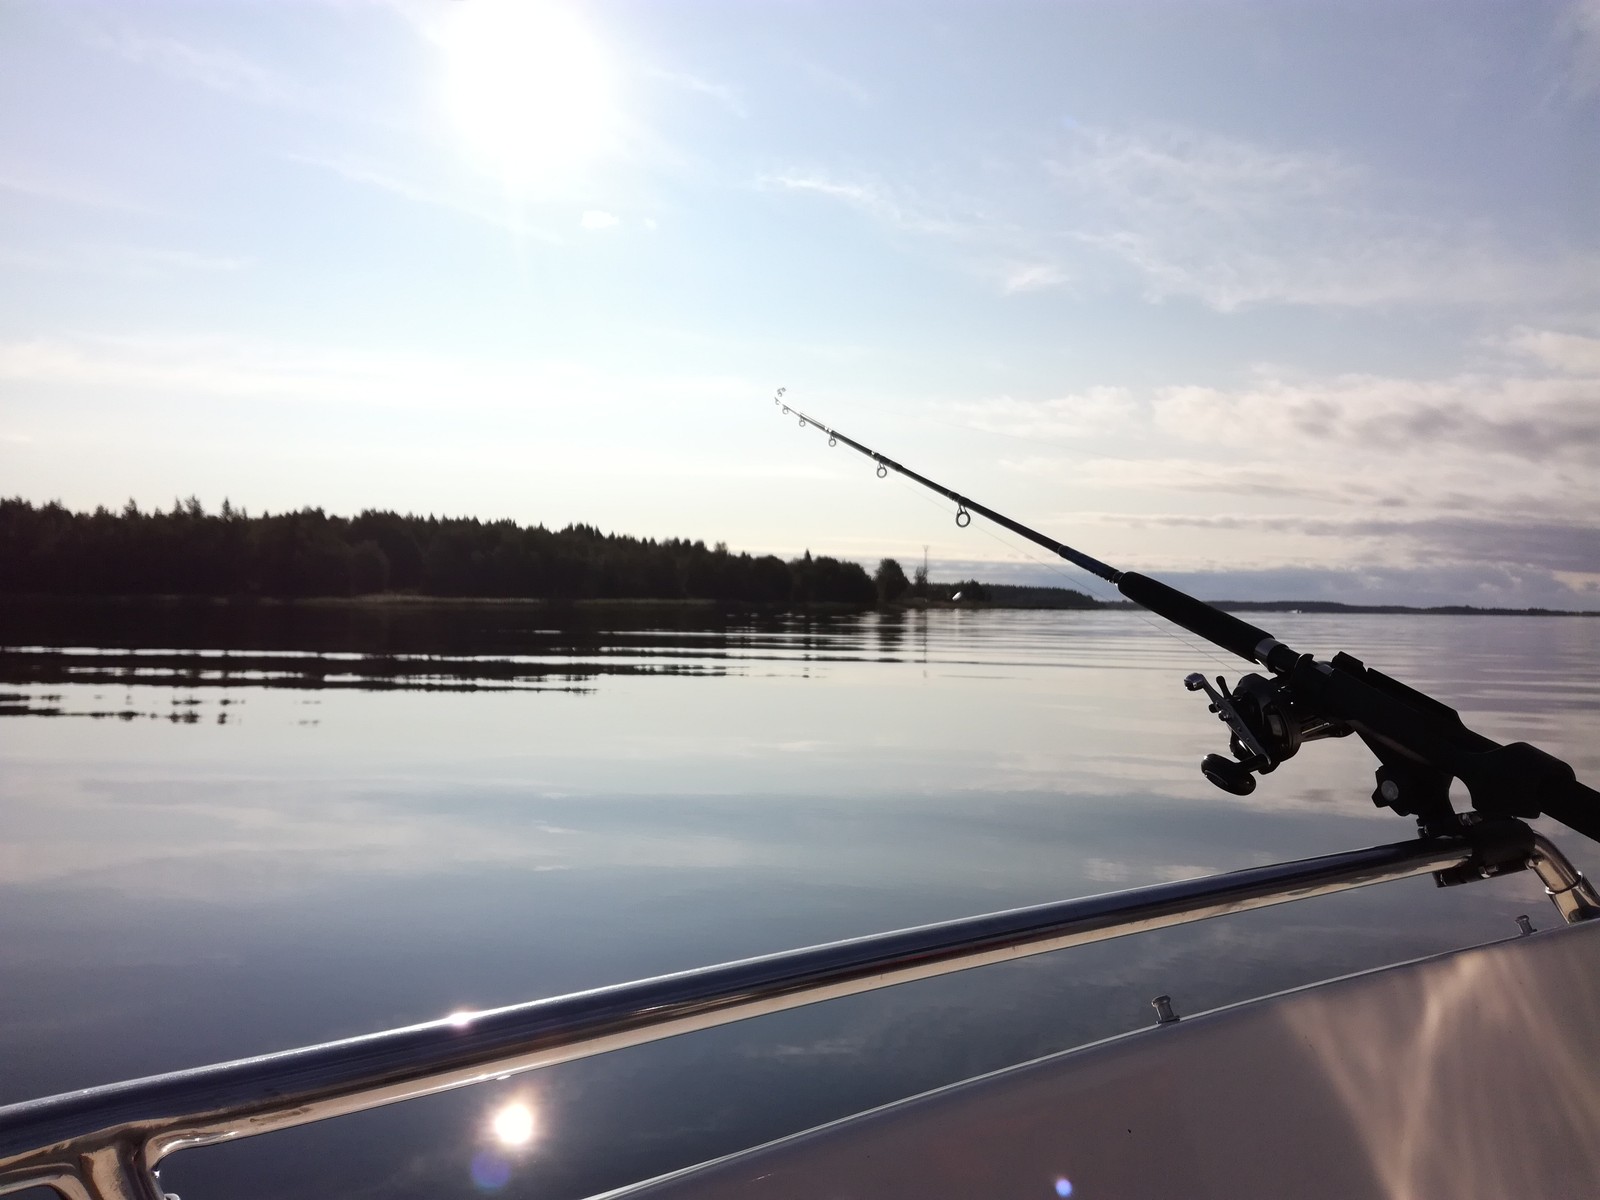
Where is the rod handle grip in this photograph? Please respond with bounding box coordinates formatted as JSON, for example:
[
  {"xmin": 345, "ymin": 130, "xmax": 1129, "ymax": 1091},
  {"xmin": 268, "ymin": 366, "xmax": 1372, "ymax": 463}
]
[
  {"xmin": 1117, "ymin": 572, "xmax": 1280, "ymax": 667},
  {"xmin": 1542, "ymin": 777, "xmax": 1600, "ymax": 844}
]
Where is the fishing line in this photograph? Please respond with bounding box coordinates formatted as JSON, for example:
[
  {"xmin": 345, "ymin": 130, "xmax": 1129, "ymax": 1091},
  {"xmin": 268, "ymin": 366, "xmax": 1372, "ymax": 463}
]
[
  {"xmin": 788, "ymin": 389, "xmax": 1231, "ymax": 667},
  {"xmin": 877, "ymin": 466, "xmax": 1235, "ymax": 670},
  {"xmin": 776, "ymin": 389, "xmax": 1166, "ymax": 482}
]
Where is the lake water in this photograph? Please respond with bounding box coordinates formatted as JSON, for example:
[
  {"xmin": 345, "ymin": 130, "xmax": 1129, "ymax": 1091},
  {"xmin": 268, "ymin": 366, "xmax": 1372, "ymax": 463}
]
[{"xmin": 2, "ymin": 605, "xmax": 1597, "ymax": 1199}]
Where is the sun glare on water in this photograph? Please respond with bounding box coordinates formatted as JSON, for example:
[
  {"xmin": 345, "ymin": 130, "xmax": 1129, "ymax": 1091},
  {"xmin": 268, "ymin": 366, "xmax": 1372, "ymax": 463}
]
[{"xmin": 439, "ymin": 0, "xmax": 618, "ymax": 190}]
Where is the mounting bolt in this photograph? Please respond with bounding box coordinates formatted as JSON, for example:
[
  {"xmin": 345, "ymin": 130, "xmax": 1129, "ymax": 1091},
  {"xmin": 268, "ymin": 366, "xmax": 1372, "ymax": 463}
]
[
  {"xmin": 1379, "ymin": 779, "xmax": 1401, "ymax": 803},
  {"xmin": 1516, "ymin": 914, "xmax": 1535, "ymax": 936},
  {"xmin": 1151, "ymin": 995, "xmax": 1180, "ymax": 1025}
]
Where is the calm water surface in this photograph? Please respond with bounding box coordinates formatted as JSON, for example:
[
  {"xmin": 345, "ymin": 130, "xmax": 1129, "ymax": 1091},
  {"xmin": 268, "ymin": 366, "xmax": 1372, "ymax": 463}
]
[{"xmin": 3, "ymin": 606, "xmax": 1597, "ymax": 1199}]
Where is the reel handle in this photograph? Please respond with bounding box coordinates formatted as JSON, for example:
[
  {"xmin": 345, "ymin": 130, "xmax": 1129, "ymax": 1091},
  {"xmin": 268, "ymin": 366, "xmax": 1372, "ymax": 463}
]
[{"xmin": 1202, "ymin": 754, "xmax": 1257, "ymax": 796}]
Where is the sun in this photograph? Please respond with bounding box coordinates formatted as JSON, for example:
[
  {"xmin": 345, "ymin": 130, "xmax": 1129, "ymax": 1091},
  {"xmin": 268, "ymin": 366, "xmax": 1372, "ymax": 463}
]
[{"xmin": 438, "ymin": 0, "xmax": 618, "ymax": 191}]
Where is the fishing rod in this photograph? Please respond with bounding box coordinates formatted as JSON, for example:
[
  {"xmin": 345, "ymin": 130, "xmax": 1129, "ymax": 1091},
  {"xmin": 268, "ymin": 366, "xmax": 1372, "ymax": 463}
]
[
  {"xmin": 774, "ymin": 389, "xmax": 1293, "ymax": 675},
  {"xmin": 776, "ymin": 391, "xmax": 1600, "ymax": 848}
]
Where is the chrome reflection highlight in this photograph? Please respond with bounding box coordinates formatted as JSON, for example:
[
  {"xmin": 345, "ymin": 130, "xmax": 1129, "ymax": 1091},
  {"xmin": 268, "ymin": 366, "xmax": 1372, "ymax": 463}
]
[
  {"xmin": 1053, "ymin": 1176, "xmax": 1074, "ymax": 1196},
  {"xmin": 1530, "ymin": 834, "xmax": 1600, "ymax": 923},
  {"xmin": 490, "ymin": 1101, "xmax": 535, "ymax": 1148}
]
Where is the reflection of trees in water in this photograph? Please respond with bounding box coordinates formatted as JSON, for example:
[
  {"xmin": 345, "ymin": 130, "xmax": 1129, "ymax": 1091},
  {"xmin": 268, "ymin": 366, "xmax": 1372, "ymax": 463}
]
[
  {"xmin": 876, "ymin": 610, "xmax": 906, "ymax": 656},
  {"xmin": 0, "ymin": 646, "xmax": 719, "ymax": 695},
  {"xmin": 0, "ymin": 661, "xmax": 607, "ymax": 721},
  {"xmin": 0, "ymin": 596, "xmax": 871, "ymax": 658},
  {"xmin": 0, "ymin": 603, "xmax": 899, "ymax": 724}
]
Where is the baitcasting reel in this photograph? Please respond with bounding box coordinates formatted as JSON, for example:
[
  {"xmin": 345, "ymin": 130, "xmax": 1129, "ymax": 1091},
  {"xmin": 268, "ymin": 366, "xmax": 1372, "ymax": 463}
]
[{"xmin": 1184, "ymin": 670, "xmax": 1350, "ymax": 796}]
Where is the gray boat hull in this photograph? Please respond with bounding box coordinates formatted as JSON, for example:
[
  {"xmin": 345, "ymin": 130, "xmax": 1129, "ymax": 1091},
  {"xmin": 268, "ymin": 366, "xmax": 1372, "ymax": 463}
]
[{"xmin": 615, "ymin": 919, "xmax": 1600, "ymax": 1199}]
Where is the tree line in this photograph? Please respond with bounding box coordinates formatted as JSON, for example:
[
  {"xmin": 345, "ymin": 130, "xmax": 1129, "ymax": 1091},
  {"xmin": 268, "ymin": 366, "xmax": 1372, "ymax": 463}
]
[
  {"xmin": 872, "ymin": 559, "xmax": 1096, "ymax": 608},
  {"xmin": 0, "ymin": 498, "xmax": 876, "ymax": 605}
]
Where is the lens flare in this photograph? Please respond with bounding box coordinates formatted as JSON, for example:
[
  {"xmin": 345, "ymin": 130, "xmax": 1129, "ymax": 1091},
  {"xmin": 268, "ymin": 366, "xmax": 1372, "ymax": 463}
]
[
  {"xmin": 1054, "ymin": 1178, "xmax": 1074, "ymax": 1197},
  {"xmin": 471, "ymin": 1149, "xmax": 512, "ymax": 1190}
]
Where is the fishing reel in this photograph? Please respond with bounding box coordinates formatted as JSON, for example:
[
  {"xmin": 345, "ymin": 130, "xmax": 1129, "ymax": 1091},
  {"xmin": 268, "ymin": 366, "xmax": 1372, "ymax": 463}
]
[{"xmin": 1184, "ymin": 671, "xmax": 1349, "ymax": 796}]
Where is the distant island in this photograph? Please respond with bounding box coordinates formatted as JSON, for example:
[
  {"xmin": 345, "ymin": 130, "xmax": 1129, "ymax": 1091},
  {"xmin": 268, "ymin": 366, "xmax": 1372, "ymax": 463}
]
[
  {"xmin": 0, "ymin": 499, "xmax": 1590, "ymax": 615},
  {"xmin": 1175, "ymin": 599, "xmax": 1596, "ymax": 617},
  {"xmin": 890, "ymin": 584, "xmax": 1592, "ymax": 617},
  {"xmin": 940, "ymin": 586, "xmax": 1593, "ymax": 617}
]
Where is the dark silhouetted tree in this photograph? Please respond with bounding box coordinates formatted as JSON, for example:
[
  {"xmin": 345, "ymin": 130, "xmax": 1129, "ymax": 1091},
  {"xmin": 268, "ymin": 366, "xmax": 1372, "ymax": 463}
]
[{"xmin": 875, "ymin": 558, "xmax": 910, "ymax": 603}]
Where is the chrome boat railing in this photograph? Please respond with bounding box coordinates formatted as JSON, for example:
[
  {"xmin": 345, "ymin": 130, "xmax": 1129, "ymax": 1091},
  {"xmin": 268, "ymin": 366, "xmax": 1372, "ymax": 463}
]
[{"xmin": 2, "ymin": 823, "xmax": 1595, "ymax": 1200}]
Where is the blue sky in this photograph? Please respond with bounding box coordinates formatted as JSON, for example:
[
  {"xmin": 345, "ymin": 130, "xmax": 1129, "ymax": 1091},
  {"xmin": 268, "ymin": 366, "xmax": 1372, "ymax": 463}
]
[{"xmin": 2, "ymin": 0, "xmax": 1597, "ymax": 605}]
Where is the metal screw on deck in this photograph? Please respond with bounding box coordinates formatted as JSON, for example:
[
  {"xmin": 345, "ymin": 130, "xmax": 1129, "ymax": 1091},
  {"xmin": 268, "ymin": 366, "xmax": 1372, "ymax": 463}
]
[{"xmin": 1151, "ymin": 995, "xmax": 1180, "ymax": 1025}]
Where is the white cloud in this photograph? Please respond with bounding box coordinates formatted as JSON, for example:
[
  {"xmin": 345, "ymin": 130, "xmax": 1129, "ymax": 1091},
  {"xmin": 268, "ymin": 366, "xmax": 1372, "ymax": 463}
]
[
  {"xmin": 0, "ymin": 171, "xmax": 152, "ymax": 214},
  {"xmin": 1097, "ymin": 511, "xmax": 1600, "ymax": 577},
  {"xmin": 760, "ymin": 169, "xmax": 1052, "ymax": 296},
  {"xmin": 580, "ymin": 209, "xmax": 620, "ymax": 230},
  {"xmin": 1141, "ymin": 563, "xmax": 1599, "ymax": 610},
  {"xmin": 106, "ymin": 30, "xmax": 313, "ymax": 109},
  {"xmin": 0, "ymin": 335, "xmax": 362, "ymax": 401},
  {"xmin": 1048, "ymin": 123, "xmax": 1598, "ymax": 311},
  {"xmin": 796, "ymin": 60, "xmax": 874, "ymax": 106},
  {"xmin": 0, "ymin": 244, "xmax": 252, "ymax": 275},
  {"xmin": 1566, "ymin": 0, "xmax": 1600, "ymax": 95},
  {"xmin": 1000, "ymin": 262, "xmax": 1068, "ymax": 294},
  {"xmin": 125, "ymin": 248, "xmax": 252, "ymax": 271},
  {"xmin": 768, "ymin": 122, "xmax": 1597, "ymax": 312},
  {"xmin": 0, "ymin": 332, "xmax": 758, "ymax": 418},
  {"xmin": 762, "ymin": 171, "xmax": 897, "ymax": 218},
  {"xmin": 1070, "ymin": 456, "xmax": 1478, "ymax": 511},
  {"xmin": 287, "ymin": 154, "xmax": 561, "ymax": 242},
  {"xmin": 924, "ymin": 342, "xmax": 1598, "ymax": 584},
  {"xmin": 1052, "ymin": 122, "xmax": 1360, "ymax": 217},
  {"xmin": 1505, "ymin": 325, "xmax": 1600, "ymax": 374},
  {"xmin": 648, "ymin": 68, "xmax": 745, "ymax": 117},
  {"xmin": 91, "ymin": 17, "xmax": 415, "ymax": 133},
  {"xmin": 940, "ymin": 388, "xmax": 1137, "ymax": 440},
  {"xmin": 758, "ymin": 171, "xmax": 971, "ymax": 238},
  {"xmin": 1152, "ymin": 371, "xmax": 1600, "ymax": 465},
  {"xmin": 0, "ymin": 247, "xmax": 75, "ymax": 272}
]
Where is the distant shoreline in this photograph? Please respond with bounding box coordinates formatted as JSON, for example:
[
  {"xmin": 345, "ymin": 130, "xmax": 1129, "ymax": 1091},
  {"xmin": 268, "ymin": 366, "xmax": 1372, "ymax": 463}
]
[
  {"xmin": 1162, "ymin": 600, "xmax": 1598, "ymax": 617},
  {"xmin": 907, "ymin": 599, "xmax": 1598, "ymax": 617},
  {"xmin": 1, "ymin": 593, "xmax": 1593, "ymax": 617}
]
